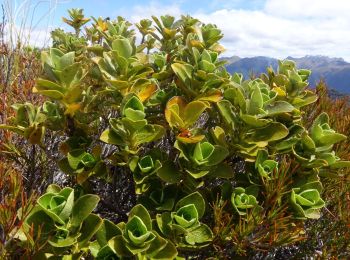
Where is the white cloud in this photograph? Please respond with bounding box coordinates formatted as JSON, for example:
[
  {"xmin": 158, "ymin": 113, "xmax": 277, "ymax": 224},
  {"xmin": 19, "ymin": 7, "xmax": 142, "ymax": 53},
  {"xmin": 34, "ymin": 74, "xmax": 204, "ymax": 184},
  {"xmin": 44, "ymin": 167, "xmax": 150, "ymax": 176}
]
[
  {"xmin": 118, "ymin": 0, "xmax": 350, "ymax": 61},
  {"xmin": 264, "ymin": 0, "xmax": 350, "ymax": 19},
  {"xmin": 7, "ymin": 0, "xmax": 350, "ymax": 61},
  {"xmin": 195, "ymin": 0, "xmax": 350, "ymax": 61},
  {"xmin": 3, "ymin": 24, "xmax": 52, "ymax": 48}
]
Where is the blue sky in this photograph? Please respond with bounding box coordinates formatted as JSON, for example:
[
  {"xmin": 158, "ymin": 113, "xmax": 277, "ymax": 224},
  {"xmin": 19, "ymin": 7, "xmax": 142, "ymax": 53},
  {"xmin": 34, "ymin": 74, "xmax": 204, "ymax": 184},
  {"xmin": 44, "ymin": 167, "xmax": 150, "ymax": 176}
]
[
  {"xmin": 29, "ymin": 0, "xmax": 266, "ymax": 20},
  {"xmin": 3, "ymin": 0, "xmax": 350, "ymax": 61}
]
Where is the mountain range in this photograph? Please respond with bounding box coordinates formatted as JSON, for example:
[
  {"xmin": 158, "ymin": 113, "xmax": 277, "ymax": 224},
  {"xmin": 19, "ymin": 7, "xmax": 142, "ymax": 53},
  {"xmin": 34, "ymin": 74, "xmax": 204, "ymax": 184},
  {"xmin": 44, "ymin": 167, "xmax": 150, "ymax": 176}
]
[{"xmin": 224, "ymin": 55, "xmax": 350, "ymax": 94}]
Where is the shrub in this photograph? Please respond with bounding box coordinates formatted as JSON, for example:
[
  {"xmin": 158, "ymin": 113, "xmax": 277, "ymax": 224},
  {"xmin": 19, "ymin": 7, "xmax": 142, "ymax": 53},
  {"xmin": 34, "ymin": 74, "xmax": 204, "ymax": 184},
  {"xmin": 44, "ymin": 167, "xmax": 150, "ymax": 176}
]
[{"xmin": 0, "ymin": 9, "xmax": 349, "ymax": 258}]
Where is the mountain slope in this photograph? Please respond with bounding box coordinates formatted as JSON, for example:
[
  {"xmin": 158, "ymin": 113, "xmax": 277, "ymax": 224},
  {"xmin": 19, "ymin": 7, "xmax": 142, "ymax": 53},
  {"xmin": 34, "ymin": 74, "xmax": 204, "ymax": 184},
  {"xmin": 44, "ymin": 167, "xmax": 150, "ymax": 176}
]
[{"xmin": 224, "ymin": 55, "xmax": 350, "ymax": 93}]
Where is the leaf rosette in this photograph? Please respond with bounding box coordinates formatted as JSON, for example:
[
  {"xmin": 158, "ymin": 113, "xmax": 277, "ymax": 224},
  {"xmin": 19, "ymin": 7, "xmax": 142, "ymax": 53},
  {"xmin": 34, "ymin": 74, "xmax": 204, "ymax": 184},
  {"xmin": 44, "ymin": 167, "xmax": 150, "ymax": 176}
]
[
  {"xmin": 231, "ymin": 187, "xmax": 261, "ymax": 216},
  {"xmin": 107, "ymin": 204, "xmax": 177, "ymax": 259}
]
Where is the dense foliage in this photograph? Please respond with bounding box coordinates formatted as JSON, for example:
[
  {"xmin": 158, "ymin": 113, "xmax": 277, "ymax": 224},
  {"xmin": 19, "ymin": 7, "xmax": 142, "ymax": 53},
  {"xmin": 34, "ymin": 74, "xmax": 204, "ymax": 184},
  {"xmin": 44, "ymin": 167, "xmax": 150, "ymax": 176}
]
[{"xmin": 1, "ymin": 9, "xmax": 350, "ymax": 259}]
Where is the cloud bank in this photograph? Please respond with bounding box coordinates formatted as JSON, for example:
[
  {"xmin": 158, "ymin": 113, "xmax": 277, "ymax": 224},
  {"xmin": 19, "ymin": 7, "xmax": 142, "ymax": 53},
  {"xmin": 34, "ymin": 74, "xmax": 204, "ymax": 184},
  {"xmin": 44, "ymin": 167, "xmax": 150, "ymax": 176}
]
[
  {"xmin": 10, "ymin": 0, "xmax": 350, "ymax": 61},
  {"xmin": 195, "ymin": 0, "xmax": 350, "ymax": 60},
  {"xmin": 126, "ymin": 0, "xmax": 350, "ymax": 61}
]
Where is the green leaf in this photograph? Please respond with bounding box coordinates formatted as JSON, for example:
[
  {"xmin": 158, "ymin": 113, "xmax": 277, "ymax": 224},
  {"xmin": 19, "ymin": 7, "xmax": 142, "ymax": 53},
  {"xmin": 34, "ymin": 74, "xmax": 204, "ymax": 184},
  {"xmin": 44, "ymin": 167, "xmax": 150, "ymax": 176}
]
[
  {"xmin": 185, "ymin": 224, "xmax": 213, "ymax": 245},
  {"xmin": 194, "ymin": 142, "xmax": 214, "ymax": 164},
  {"xmin": 35, "ymin": 78, "xmax": 65, "ymax": 92},
  {"xmin": 108, "ymin": 235, "xmax": 133, "ymax": 257},
  {"xmin": 330, "ymin": 160, "xmax": 350, "ymax": 169},
  {"xmin": 231, "ymin": 187, "xmax": 259, "ymax": 216},
  {"xmin": 34, "ymin": 89, "xmax": 64, "ymax": 99},
  {"xmin": 138, "ymin": 155, "xmax": 154, "ymax": 173},
  {"xmin": 100, "ymin": 129, "xmax": 125, "ymax": 145},
  {"xmin": 125, "ymin": 216, "xmax": 151, "ymax": 245},
  {"xmin": 290, "ymin": 186, "xmax": 325, "ymax": 219},
  {"xmin": 156, "ymin": 212, "xmax": 173, "ymax": 236},
  {"xmin": 174, "ymin": 204, "xmax": 199, "ymax": 228},
  {"xmin": 247, "ymin": 122, "xmax": 289, "ymax": 143},
  {"xmin": 156, "ymin": 161, "xmax": 182, "ymax": 183},
  {"xmin": 46, "ymin": 184, "xmax": 61, "ymax": 193},
  {"xmin": 48, "ymin": 235, "xmax": 79, "ymax": 248},
  {"xmin": 67, "ymin": 149, "xmax": 87, "ymax": 170},
  {"xmin": 58, "ymin": 189, "xmax": 74, "ymax": 221},
  {"xmin": 175, "ymin": 192, "xmax": 205, "ymax": 218},
  {"xmin": 184, "ymin": 101, "xmax": 210, "ymax": 127},
  {"xmin": 318, "ymin": 132, "xmax": 347, "ymax": 146},
  {"xmin": 206, "ymin": 145, "xmax": 229, "ymax": 166},
  {"xmin": 171, "ymin": 63, "xmax": 193, "ymax": 84},
  {"xmin": 78, "ymin": 213, "xmax": 103, "ymax": 248},
  {"xmin": 59, "ymin": 52, "xmax": 75, "ymax": 69},
  {"xmin": 208, "ymin": 163, "xmax": 234, "ymax": 178},
  {"xmin": 151, "ymin": 239, "xmax": 177, "ymax": 259},
  {"xmin": 248, "ymin": 85, "xmax": 263, "ymax": 114},
  {"xmin": 122, "ymin": 95, "xmax": 145, "ymax": 119},
  {"xmin": 24, "ymin": 208, "xmax": 55, "ymax": 239},
  {"xmin": 265, "ymin": 101, "xmax": 295, "ymax": 116},
  {"xmin": 217, "ymin": 100, "xmax": 236, "ymax": 128},
  {"xmin": 145, "ymin": 235, "xmax": 167, "ymax": 257},
  {"xmin": 38, "ymin": 194, "xmax": 66, "ymax": 224},
  {"xmin": 133, "ymin": 124, "xmax": 165, "ymax": 146},
  {"xmin": 50, "ymin": 48, "xmax": 64, "ymax": 67},
  {"xmin": 112, "ymin": 38, "xmax": 133, "ymax": 59},
  {"xmin": 128, "ymin": 204, "xmax": 152, "ymax": 230},
  {"xmin": 59, "ymin": 63, "xmax": 82, "ymax": 88},
  {"xmin": 240, "ymin": 114, "xmax": 270, "ymax": 127},
  {"xmin": 224, "ymin": 86, "xmax": 245, "ymax": 109},
  {"xmin": 0, "ymin": 125, "xmax": 25, "ymax": 135},
  {"xmin": 96, "ymin": 219, "xmax": 122, "ymax": 246},
  {"xmin": 71, "ymin": 194, "xmax": 100, "ymax": 227}
]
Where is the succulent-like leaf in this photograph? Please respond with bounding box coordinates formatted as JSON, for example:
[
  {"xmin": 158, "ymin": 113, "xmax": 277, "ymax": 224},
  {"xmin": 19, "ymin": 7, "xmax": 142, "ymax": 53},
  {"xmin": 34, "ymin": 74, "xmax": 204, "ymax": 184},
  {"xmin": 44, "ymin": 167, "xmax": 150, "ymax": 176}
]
[
  {"xmin": 175, "ymin": 192, "xmax": 205, "ymax": 218},
  {"xmin": 231, "ymin": 187, "xmax": 260, "ymax": 216},
  {"xmin": 71, "ymin": 194, "xmax": 100, "ymax": 227}
]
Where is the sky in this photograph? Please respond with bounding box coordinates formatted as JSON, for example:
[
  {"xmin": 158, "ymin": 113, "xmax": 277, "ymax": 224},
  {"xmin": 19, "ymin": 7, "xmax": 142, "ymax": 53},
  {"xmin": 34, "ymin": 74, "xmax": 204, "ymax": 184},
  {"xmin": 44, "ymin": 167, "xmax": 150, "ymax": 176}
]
[{"xmin": 2, "ymin": 0, "xmax": 350, "ymax": 61}]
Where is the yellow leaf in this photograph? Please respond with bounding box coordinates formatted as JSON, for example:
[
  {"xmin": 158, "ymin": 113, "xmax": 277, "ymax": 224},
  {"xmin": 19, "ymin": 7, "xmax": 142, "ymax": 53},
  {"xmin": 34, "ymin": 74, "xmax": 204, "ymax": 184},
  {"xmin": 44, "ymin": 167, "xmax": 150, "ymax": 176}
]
[
  {"xmin": 165, "ymin": 96, "xmax": 186, "ymax": 128},
  {"xmin": 272, "ymin": 85, "xmax": 287, "ymax": 97},
  {"xmin": 64, "ymin": 103, "xmax": 81, "ymax": 116},
  {"xmin": 137, "ymin": 84, "xmax": 157, "ymax": 102},
  {"xmin": 195, "ymin": 89, "xmax": 223, "ymax": 103},
  {"xmin": 190, "ymin": 40, "xmax": 204, "ymax": 50},
  {"xmin": 176, "ymin": 134, "xmax": 205, "ymax": 144}
]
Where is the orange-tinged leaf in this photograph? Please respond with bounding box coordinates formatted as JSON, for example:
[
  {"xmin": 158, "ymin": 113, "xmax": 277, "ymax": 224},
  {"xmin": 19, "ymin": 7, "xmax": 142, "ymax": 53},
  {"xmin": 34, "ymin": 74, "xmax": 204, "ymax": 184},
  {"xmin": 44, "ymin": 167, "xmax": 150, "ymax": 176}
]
[
  {"xmin": 77, "ymin": 171, "xmax": 90, "ymax": 184},
  {"xmin": 59, "ymin": 143, "xmax": 70, "ymax": 155},
  {"xmin": 165, "ymin": 96, "xmax": 186, "ymax": 127},
  {"xmin": 165, "ymin": 96, "xmax": 210, "ymax": 129},
  {"xmin": 28, "ymin": 126, "xmax": 45, "ymax": 145},
  {"xmin": 176, "ymin": 134, "xmax": 205, "ymax": 144},
  {"xmin": 137, "ymin": 84, "xmax": 157, "ymax": 102}
]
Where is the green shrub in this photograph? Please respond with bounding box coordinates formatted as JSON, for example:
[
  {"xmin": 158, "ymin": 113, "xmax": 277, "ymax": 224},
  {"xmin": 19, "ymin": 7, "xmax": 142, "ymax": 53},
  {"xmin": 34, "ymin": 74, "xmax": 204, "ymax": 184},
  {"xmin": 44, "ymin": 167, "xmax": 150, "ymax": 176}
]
[{"xmin": 1, "ymin": 9, "xmax": 349, "ymax": 258}]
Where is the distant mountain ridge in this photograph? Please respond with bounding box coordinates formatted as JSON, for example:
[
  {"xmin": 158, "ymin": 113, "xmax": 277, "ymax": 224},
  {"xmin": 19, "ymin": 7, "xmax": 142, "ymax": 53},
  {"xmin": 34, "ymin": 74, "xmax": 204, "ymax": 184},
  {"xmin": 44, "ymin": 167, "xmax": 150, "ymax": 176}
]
[{"xmin": 224, "ymin": 55, "xmax": 350, "ymax": 94}]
